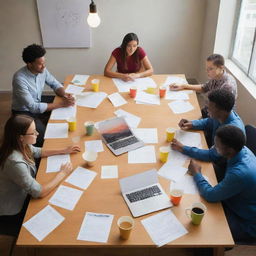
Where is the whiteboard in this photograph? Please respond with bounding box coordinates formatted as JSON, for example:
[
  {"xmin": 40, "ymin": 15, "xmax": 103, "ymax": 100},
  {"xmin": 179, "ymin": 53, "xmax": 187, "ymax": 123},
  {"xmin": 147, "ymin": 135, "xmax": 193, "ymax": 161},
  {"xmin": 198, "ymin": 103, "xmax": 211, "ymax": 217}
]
[{"xmin": 37, "ymin": 0, "xmax": 91, "ymax": 48}]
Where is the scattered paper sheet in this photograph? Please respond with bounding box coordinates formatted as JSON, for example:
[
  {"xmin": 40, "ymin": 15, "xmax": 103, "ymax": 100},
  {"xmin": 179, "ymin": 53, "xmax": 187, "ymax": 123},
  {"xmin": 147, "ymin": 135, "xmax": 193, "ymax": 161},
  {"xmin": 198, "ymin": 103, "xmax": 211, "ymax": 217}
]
[
  {"xmin": 114, "ymin": 109, "xmax": 141, "ymax": 128},
  {"xmin": 50, "ymin": 105, "xmax": 77, "ymax": 120},
  {"xmin": 168, "ymin": 100, "xmax": 194, "ymax": 114},
  {"xmin": 76, "ymin": 92, "xmax": 107, "ymax": 108},
  {"xmin": 128, "ymin": 145, "xmax": 156, "ymax": 164},
  {"xmin": 165, "ymin": 91, "xmax": 189, "ymax": 100},
  {"xmin": 65, "ymin": 166, "xmax": 97, "ymax": 190},
  {"xmin": 113, "ymin": 77, "xmax": 157, "ymax": 92},
  {"xmin": 46, "ymin": 154, "xmax": 71, "ymax": 173},
  {"xmin": 85, "ymin": 140, "xmax": 104, "ymax": 152},
  {"xmin": 23, "ymin": 205, "xmax": 65, "ymax": 242},
  {"xmin": 77, "ymin": 212, "xmax": 114, "ymax": 243},
  {"xmin": 65, "ymin": 84, "xmax": 85, "ymax": 94},
  {"xmin": 167, "ymin": 149, "xmax": 189, "ymax": 167},
  {"xmin": 163, "ymin": 76, "xmax": 188, "ymax": 87},
  {"xmin": 44, "ymin": 123, "xmax": 68, "ymax": 139},
  {"xmin": 135, "ymin": 91, "xmax": 160, "ymax": 105},
  {"xmin": 132, "ymin": 128, "xmax": 158, "ymax": 144},
  {"xmin": 158, "ymin": 162, "xmax": 187, "ymax": 182},
  {"xmin": 108, "ymin": 92, "xmax": 127, "ymax": 107},
  {"xmin": 49, "ymin": 185, "xmax": 83, "ymax": 211},
  {"xmin": 175, "ymin": 130, "xmax": 201, "ymax": 148},
  {"xmin": 71, "ymin": 74, "xmax": 89, "ymax": 85},
  {"xmin": 101, "ymin": 165, "xmax": 118, "ymax": 179},
  {"xmin": 170, "ymin": 174, "xmax": 209, "ymax": 195},
  {"xmin": 141, "ymin": 209, "xmax": 188, "ymax": 247}
]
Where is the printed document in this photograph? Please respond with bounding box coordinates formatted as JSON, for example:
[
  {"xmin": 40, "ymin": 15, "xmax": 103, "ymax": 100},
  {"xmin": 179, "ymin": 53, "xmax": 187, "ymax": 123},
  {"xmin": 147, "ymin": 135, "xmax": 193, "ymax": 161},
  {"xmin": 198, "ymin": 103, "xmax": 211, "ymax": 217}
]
[
  {"xmin": 108, "ymin": 92, "xmax": 127, "ymax": 107},
  {"xmin": 114, "ymin": 109, "xmax": 141, "ymax": 128},
  {"xmin": 168, "ymin": 100, "xmax": 194, "ymax": 114},
  {"xmin": 135, "ymin": 91, "xmax": 160, "ymax": 105},
  {"xmin": 128, "ymin": 145, "xmax": 156, "ymax": 164},
  {"xmin": 65, "ymin": 84, "xmax": 85, "ymax": 94},
  {"xmin": 101, "ymin": 165, "xmax": 118, "ymax": 179},
  {"xmin": 85, "ymin": 140, "xmax": 104, "ymax": 152},
  {"xmin": 71, "ymin": 74, "xmax": 89, "ymax": 85},
  {"xmin": 50, "ymin": 105, "xmax": 77, "ymax": 120},
  {"xmin": 132, "ymin": 128, "xmax": 158, "ymax": 144},
  {"xmin": 44, "ymin": 123, "xmax": 68, "ymax": 139},
  {"xmin": 76, "ymin": 92, "xmax": 107, "ymax": 108},
  {"xmin": 46, "ymin": 154, "xmax": 71, "ymax": 173},
  {"xmin": 158, "ymin": 162, "xmax": 187, "ymax": 182}
]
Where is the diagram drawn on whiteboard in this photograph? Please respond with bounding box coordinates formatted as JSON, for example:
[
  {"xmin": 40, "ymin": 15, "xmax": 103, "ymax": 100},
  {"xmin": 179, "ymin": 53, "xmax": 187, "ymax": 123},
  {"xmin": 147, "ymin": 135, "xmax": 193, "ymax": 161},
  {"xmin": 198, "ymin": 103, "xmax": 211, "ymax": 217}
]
[{"xmin": 37, "ymin": 0, "xmax": 91, "ymax": 48}]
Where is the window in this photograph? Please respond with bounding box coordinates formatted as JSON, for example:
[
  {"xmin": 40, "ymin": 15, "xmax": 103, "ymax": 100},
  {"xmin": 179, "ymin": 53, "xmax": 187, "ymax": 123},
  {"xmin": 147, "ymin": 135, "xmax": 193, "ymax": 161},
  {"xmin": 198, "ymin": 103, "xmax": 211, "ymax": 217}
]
[{"xmin": 231, "ymin": 0, "xmax": 256, "ymax": 82}]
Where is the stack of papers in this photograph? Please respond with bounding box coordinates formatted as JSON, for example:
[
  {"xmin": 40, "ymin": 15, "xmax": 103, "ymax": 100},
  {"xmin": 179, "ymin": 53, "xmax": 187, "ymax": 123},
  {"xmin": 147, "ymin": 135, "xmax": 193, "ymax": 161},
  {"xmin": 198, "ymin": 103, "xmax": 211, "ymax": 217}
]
[
  {"xmin": 141, "ymin": 209, "xmax": 188, "ymax": 247},
  {"xmin": 65, "ymin": 166, "xmax": 97, "ymax": 190},
  {"xmin": 77, "ymin": 212, "xmax": 114, "ymax": 243},
  {"xmin": 50, "ymin": 105, "xmax": 77, "ymax": 120},
  {"xmin": 114, "ymin": 109, "xmax": 141, "ymax": 128},
  {"xmin": 71, "ymin": 74, "xmax": 89, "ymax": 85},
  {"xmin": 49, "ymin": 185, "xmax": 83, "ymax": 211},
  {"xmin": 65, "ymin": 84, "xmax": 85, "ymax": 94},
  {"xmin": 132, "ymin": 128, "xmax": 158, "ymax": 144},
  {"xmin": 108, "ymin": 92, "xmax": 127, "ymax": 107},
  {"xmin": 168, "ymin": 100, "xmax": 194, "ymax": 114},
  {"xmin": 85, "ymin": 140, "xmax": 104, "ymax": 152},
  {"xmin": 128, "ymin": 145, "xmax": 156, "ymax": 164},
  {"xmin": 46, "ymin": 154, "xmax": 71, "ymax": 173},
  {"xmin": 76, "ymin": 92, "xmax": 107, "ymax": 108},
  {"xmin": 113, "ymin": 77, "xmax": 157, "ymax": 92},
  {"xmin": 135, "ymin": 91, "xmax": 160, "ymax": 105},
  {"xmin": 44, "ymin": 123, "xmax": 68, "ymax": 139},
  {"xmin": 23, "ymin": 205, "xmax": 65, "ymax": 242}
]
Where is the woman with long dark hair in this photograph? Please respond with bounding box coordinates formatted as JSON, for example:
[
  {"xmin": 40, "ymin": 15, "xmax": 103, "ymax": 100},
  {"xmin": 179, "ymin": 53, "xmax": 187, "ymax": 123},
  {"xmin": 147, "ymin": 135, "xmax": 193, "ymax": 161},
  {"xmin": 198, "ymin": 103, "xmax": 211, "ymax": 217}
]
[
  {"xmin": 0, "ymin": 115, "xmax": 80, "ymax": 238},
  {"xmin": 104, "ymin": 32, "xmax": 153, "ymax": 81}
]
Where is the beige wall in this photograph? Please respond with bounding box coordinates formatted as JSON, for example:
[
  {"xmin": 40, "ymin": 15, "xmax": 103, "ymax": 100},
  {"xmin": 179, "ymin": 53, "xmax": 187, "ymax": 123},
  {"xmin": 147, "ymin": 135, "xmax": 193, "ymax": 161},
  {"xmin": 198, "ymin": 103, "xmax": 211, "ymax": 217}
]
[{"xmin": 0, "ymin": 0, "xmax": 207, "ymax": 91}]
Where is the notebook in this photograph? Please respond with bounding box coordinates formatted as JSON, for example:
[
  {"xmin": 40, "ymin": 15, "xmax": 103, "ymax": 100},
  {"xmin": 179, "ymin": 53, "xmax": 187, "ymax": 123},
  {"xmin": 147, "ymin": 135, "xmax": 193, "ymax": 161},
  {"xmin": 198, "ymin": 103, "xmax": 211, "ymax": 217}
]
[
  {"xmin": 119, "ymin": 169, "xmax": 172, "ymax": 217},
  {"xmin": 98, "ymin": 117, "xmax": 144, "ymax": 155}
]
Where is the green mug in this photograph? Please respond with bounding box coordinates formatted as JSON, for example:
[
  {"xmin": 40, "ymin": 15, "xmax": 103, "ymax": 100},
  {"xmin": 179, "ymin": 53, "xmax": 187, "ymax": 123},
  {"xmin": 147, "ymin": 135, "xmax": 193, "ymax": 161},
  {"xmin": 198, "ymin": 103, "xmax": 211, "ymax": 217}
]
[
  {"xmin": 84, "ymin": 121, "xmax": 94, "ymax": 136},
  {"xmin": 185, "ymin": 202, "xmax": 207, "ymax": 225}
]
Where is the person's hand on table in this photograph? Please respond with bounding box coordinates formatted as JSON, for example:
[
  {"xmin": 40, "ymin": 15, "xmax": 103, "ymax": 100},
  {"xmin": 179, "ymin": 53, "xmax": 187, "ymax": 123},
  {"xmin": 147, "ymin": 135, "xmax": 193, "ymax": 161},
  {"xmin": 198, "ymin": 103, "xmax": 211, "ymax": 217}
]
[
  {"xmin": 170, "ymin": 139, "xmax": 184, "ymax": 152},
  {"xmin": 169, "ymin": 83, "xmax": 186, "ymax": 91},
  {"xmin": 63, "ymin": 145, "xmax": 81, "ymax": 154},
  {"xmin": 188, "ymin": 159, "xmax": 202, "ymax": 176},
  {"xmin": 59, "ymin": 162, "xmax": 73, "ymax": 176},
  {"xmin": 179, "ymin": 119, "xmax": 193, "ymax": 130},
  {"xmin": 122, "ymin": 74, "xmax": 134, "ymax": 82},
  {"xmin": 63, "ymin": 93, "xmax": 75, "ymax": 106},
  {"xmin": 128, "ymin": 73, "xmax": 140, "ymax": 80}
]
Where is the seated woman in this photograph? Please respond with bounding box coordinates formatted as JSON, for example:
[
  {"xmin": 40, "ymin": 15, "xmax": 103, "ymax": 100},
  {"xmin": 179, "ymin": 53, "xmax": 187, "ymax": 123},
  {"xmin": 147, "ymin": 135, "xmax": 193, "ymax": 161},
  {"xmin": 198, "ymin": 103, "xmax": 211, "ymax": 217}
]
[
  {"xmin": 104, "ymin": 32, "xmax": 153, "ymax": 81},
  {"xmin": 0, "ymin": 115, "xmax": 81, "ymax": 238},
  {"xmin": 169, "ymin": 54, "xmax": 237, "ymax": 117}
]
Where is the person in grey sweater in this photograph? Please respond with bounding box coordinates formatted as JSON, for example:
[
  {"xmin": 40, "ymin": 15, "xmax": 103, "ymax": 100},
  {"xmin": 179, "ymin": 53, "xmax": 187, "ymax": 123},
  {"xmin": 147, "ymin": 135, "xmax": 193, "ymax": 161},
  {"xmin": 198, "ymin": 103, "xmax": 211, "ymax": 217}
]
[{"xmin": 0, "ymin": 115, "xmax": 80, "ymax": 237}]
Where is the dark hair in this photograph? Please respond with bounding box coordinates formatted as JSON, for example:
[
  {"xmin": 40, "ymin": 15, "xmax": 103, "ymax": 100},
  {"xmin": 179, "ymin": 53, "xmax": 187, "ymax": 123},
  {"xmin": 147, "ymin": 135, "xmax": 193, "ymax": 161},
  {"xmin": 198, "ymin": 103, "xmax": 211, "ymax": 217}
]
[
  {"xmin": 208, "ymin": 88, "xmax": 235, "ymax": 112},
  {"xmin": 0, "ymin": 115, "xmax": 34, "ymax": 168},
  {"xmin": 120, "ymin": 33, "xmax": 140, "ymax": 69},
  {"xmin": 207, "ymin": 54, "xmax": 225, "ymax": 67},
  {"xmin": 22, "ymin": 44, "xmax": 46, "ymax": 63},
  {"xmin": 216, "ymin": 125, "xmax": 245, "ymax": 152}
]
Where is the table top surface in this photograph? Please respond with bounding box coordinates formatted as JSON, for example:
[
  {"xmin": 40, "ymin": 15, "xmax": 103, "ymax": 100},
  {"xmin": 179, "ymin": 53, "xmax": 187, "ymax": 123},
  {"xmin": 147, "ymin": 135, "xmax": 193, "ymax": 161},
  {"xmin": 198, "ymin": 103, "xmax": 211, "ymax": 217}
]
[{"xmin": 17, "ymin": 74, "xmax": 234, "ymax": 247}]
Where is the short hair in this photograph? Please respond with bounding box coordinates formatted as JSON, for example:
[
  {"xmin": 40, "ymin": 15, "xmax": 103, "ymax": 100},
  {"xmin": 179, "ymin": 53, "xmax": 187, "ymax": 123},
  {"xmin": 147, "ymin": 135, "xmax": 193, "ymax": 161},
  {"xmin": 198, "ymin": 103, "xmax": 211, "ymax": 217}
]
[
  {"xmin": 208, "ymin": 88, "xmax": 235, "ymax": 112},
  {"xmin": 216, "ymin": 125, "xmax": 245, "ymax": 152},
  {"xmin": 22, "ymin": 44, "xmax": 46, "ymax": 63},
  {"xmin": 207, "ymin": 54, "xmax": 225, "ymax": 67}
]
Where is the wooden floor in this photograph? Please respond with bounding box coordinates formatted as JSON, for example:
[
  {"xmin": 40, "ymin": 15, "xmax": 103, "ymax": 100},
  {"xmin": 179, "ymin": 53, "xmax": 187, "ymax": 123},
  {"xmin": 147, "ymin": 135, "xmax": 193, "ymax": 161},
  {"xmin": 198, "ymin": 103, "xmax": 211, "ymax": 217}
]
[{"xmin": 0, "ymin": 92, "xmax": 255, "ymax": 256}]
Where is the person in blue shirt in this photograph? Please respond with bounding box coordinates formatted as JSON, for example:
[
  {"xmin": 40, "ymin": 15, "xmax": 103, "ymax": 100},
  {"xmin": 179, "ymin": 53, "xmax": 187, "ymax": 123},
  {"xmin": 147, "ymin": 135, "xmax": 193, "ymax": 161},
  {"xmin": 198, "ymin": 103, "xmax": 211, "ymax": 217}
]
[
  {"xmin": 189, "ymin": 125, "xmax": 256, "ymax": 243},
  {"xmin": 171, "ymin": 89, "xmax": 245, "ymax": 180},
  {"xmin": 12, "ymin": 44, "xmax": 75, "ymax": 146}
]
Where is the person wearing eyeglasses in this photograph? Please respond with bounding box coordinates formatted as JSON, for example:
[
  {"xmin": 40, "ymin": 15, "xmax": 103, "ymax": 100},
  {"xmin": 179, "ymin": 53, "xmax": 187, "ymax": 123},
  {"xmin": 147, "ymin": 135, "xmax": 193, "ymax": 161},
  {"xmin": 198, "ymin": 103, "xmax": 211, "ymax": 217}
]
[
  {"xmin": 12, "ymin": 44, "xmax": 75, "ymax": 147},
  {"xmin": 104, "ymin": 32, "xmax": 153, "ymax": 82},
  {"xmin": 0, "ymin": 115, "xmax": 81, "ymax": 240},
  {"xmin": 169, "ymin": 54, "xmax": 237, "ymax": 117}
]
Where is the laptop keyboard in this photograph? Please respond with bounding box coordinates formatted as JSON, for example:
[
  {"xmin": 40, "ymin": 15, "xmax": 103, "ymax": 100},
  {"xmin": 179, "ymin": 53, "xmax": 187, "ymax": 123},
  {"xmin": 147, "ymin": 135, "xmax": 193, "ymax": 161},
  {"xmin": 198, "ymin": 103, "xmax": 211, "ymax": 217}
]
[
  {"xmin": 126, "ymin": 185, "xmax": 162, "ymax": 203},
  {"xmin": 109, "ymin": 136, "xmax": 139, "ymax": 150}
]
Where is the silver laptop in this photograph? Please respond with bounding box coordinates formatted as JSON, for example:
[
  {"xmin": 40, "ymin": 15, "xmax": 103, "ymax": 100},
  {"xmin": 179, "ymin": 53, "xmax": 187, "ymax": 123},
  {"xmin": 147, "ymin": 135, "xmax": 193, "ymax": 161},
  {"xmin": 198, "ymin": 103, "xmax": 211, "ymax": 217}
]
[
  {"xmin": 98, "ymin": 116, "xmax": 144, "ymax": 156},
  {"xmin": 119, "ymin": 169, "xmax": 172, "ymax": 217}
]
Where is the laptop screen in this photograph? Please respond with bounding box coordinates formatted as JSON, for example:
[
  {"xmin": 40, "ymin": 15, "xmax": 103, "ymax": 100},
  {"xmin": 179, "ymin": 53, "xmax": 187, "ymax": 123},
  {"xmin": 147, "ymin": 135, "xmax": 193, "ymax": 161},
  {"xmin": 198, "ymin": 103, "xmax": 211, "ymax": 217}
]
[{"xmin": 99, "ymin": 117, "xmax": 133, "ymax": 143}]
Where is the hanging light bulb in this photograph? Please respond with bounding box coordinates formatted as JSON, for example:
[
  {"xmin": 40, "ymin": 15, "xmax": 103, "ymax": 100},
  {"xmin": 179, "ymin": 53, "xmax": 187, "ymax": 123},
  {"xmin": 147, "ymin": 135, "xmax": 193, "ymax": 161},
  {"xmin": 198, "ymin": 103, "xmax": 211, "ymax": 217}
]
[{"xmin": 87, "ymin": 0, "xmax": 101, "ymax": 28}]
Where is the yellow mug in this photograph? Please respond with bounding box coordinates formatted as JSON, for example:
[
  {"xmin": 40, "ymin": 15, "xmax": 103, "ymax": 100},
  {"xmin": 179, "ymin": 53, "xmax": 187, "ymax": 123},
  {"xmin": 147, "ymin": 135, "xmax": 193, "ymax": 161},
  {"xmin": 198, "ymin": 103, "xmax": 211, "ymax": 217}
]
[
  {"xmin": 67, "ymin": 116, "xmax": 76, "ymax": 132},
  {"xmin": 159, "ymin": 146, "xmax": 170, "ymax": 163},
  {"xmin": 91, "ymin": 79, "xmax": 100, "ymax": 92},
  {"xmin": 166, "ymin": 128, "xmax": 176, "ymax": 142}
]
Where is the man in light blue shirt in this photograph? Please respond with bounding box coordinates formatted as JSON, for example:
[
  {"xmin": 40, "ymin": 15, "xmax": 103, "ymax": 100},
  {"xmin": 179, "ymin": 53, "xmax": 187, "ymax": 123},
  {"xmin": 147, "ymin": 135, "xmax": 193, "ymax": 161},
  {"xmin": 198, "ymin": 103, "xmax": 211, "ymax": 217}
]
[
  {"xmin": 171, "ymin": 89, "xmax": 245, "ymax": 180},
  {"xmin": 12, "ymin": 44, "xmax": 74, "ymax": 146},
  {"xmin": 189, "ymin": 125, "xmax": 256, "ymax": 243}
]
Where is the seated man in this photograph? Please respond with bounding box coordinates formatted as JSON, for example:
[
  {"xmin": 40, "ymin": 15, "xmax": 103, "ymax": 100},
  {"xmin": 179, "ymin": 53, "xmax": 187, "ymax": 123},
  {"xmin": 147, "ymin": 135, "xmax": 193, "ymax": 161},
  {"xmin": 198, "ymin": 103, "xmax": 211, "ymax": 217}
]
[
  {"xmin": 12, "ymin": 44, "xmax": 74, "ymax": 146},
  {"xmin": 189, "ymin": 125, "xmax": 256, "ymax": 243},
  {"xmin": 171, "ymin": 89, "xmax": 245, "ymax": 176}
]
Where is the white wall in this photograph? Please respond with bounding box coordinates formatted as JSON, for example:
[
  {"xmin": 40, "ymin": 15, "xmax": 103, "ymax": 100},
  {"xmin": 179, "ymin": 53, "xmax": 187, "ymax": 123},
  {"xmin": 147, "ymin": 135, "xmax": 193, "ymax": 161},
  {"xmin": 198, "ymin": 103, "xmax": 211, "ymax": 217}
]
[{"xmin": 0, "ymin": 0, "xmax": 207, "ymax": 91}]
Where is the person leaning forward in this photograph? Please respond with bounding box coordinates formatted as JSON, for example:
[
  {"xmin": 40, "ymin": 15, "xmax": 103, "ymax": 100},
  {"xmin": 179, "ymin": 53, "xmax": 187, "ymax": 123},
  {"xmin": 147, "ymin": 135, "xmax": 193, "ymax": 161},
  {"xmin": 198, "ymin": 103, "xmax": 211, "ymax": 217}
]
[{"xmin": 12, "ymin": 44, "xmax": 75, "ymax": 146}]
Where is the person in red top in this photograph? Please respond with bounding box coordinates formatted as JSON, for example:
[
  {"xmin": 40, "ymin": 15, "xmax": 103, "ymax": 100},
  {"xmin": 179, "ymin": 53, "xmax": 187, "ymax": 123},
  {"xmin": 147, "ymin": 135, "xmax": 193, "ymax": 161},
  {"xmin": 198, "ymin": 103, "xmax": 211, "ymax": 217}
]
[{"xmin": 104, "ymin": 33, "xmax": 153, "ymax": 82}]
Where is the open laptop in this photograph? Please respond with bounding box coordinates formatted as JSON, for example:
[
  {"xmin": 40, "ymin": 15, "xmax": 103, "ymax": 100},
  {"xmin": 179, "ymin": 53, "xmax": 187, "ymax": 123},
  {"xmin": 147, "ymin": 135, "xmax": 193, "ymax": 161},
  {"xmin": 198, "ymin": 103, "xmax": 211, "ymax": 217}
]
[
  {"xmin": 119, "ymin": 169, "xmax": 172, "ymax": 217},
  {"xmin": 98, "ymin": 116, "xmax": 144, "ymax": 156}
]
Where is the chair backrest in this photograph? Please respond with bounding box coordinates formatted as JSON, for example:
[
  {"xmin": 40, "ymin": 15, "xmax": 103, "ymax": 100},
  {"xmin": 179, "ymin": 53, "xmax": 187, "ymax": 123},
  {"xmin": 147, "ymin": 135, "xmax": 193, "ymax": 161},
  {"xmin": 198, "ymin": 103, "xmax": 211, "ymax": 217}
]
[{"xmin": 245, "ymin": 125, "xmax": 256, "ymax": 156}]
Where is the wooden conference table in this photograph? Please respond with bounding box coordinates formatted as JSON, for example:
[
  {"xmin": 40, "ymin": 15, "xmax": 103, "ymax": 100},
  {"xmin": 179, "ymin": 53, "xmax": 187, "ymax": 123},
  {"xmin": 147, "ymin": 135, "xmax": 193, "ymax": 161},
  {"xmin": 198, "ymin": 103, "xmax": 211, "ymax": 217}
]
[{"xmin": 16, "ymin": 75, "xmax": 234, "ymax": 256}]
